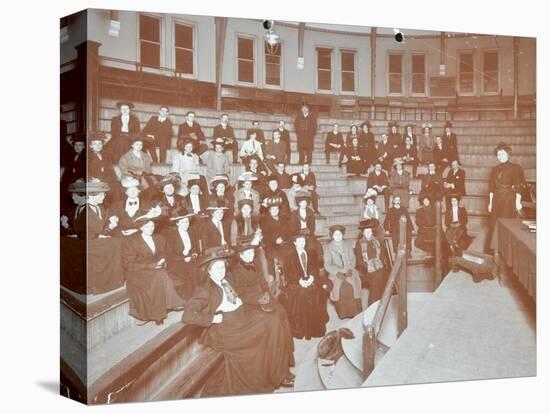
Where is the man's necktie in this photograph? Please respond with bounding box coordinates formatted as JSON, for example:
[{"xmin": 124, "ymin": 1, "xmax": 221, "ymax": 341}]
[
  {"xmin": 300, "ymin": 251, "xmax": 308, "ymax": 277},
  {"xmin": 220, "ymin": 279, "xmax": 237, "ymax": 304}
]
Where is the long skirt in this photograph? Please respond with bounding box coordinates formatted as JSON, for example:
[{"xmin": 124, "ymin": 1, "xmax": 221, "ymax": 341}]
[
  {"xmin": 60, "ymin": 236, "xmax": 86, "ymax": 295},
  {"xmin": 445, "ymin": 225, "xmax": 473, "ymax": 256},
  {"xmin": 88, "ymin": 237, "xmax": 125, "ymax": 295},
  {"xmin": 126, "ymin": 268, "xmax": 184, "ymax": 323},
  {"xmin": 347, "ymin": 158, "xmax": 366, "ymax": 175},
  {"xmin": 415, "ymin": 226, "xmax": 436, "ymax": 254},
  {"xmin": 332, "ymin": 279, "xmax": 362, "ymax": 319},
  {"xmin": 360, "ymin": 268, "xmax": 388, "ymax": 306},
  {"xmin": 167, "ymin": 260, "xmax": 199, "ymax": 300},
  {"xmin": 282, "ymin": 283, "xmax": 329, "ymax": 339},
  {"xmin": 200, "ymin": 304, "xmax": 293, "ymax": 396}
]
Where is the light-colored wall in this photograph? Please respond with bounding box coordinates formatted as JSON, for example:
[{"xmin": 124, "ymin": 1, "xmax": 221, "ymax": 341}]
[
  {"xmin": 62, "ymin": 10, "xmax": 536, "ymax": 97},
  {"xmin": 60, "ymin": 10, "xmax": 88, "ymax": 64}
]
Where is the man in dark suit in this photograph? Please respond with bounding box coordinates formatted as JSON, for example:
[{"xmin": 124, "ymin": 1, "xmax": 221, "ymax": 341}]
[
  {"xmin": 248, "ymin": 120, "xmax": 266, "ymax": 145},
  {"xmin": 212, "ymin": 113, "xmax": 239, "ymax": 164},
  {"xmin": 384, "ymin": 195, "xmax": 415, "ymax": 258},
  {"xmin": 443, "ymin": 121, "xmax": 460, "ymax": 164},
  {"xmin": 143, "ymin": 105, "xmax": 173, "ymax": 164},
  {"xmin": 433, "ymin": 135, "xmax": 450, "ymax": 174},
  {"xmin": 276, "ymin": 120, "xmax": 292, "ymax": 164},
  {"xmin": 273, "ymin": 162, "xmax": 292, "ymax": 190},
  {"xmin": 421, "ymin": 162, "xmax": 445, "ymax": 202},
  {"xmin": 324, "ymin": 123, "xmax": 345, "ymax": 167},
  {"xmin": 367, "ymin": 162, "xmax": 390, "ymax": 212},
  {"xmin": 443, "ymin": 160, "xmax": 466, "ymax": 209},
  {"xmin": 261, "ymin": 200, "xmax": 292, "ymax": 269},
  {"xmin": 109, "ymin": 101, "xmax": 141, "ymax": 161},
  {"xmin": 294, "ymin": 104, "xmax": 317, "ymax": 165},
  {"xmin": 300, "ymin": 163, "xmax": 320, "ymax": 214},
  {"xmin": 178, "ymin": 111, "xmax": 208, "ymax": 156}
]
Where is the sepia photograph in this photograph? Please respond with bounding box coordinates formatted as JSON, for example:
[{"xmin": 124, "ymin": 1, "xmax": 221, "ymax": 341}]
[{"xmin": 59, "ymin": 8, "xmax": 536, "ymax": 405}]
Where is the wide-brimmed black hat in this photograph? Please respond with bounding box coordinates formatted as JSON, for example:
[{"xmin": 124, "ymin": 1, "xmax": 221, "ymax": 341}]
[
  {"xmin": 211, "ymin": 175, "xmax": 230, "ymax": 189},
  {"xmin": 294, "ymin": 189, "xmax": 311, "ymax": 204},
  {"xmin": 237, "ymin": 198, "xmax": 254, "ymax": 210},
  {"xmin": 444, "ymin": 121, "xmax": 453, "ymax": 128},
  {"xmin": 291, "ymin": 228, "xmax": 312, "ymax": 241},
  {"xmin": 234, "ymin": 234, "xmax": 260, "ymax": 252},
  {"xmin": 206, "ymin": 198, "xmax": 229, "ymax": 211},
  {"xmin": 494, "ymin": 142, "xmax": 512, "ymax": 156},
  {"xmin": 360, "ymin": 121, "xmax": 372, "ymax": 129},
  {"xmin": 88, "ymin": 131, "xmax": 107, "ymax": 143},
  {"xmin": 388, "ymin": 121, "xmax": 399, "ymax": 128},
  {"xmin": 169, "ymin": 206, "xmax": 196, "ymax": 222},
  {"xmin": 246, "ymin": 128, "xmax": 259, "ymax": 139},
  {"xmin": 363, "ymin": 188, "xmax": 378, "ymax": 203},
  {"xmin": 359, "ymin": 219, "xmax": 379, "ymax": 230},
  {"xmin": 329, "ymin": 224, "xmax": 346, "ymax": 237},
  {"xmin": 116, "ymin": 101, "xmax": 135, "ymax": 109},
  {"xmin": 130, "ymin": 133, "xmax": 153, "ymax": 146},
  {"xmin": 447, "ymin": 191, "xmax": 462, "ymax": 202},
  {"xmin": 198, "ymin": 246, "xmax": 235, "ymax": 267},
  {"xmin": 187, "ymin": 178, "xmax": 202, "ymax": 189},
  {"xmin": 418, "ymin": 193, "xmax": 433, "ymax": 204},
  {"xmin": 266, "ymin": 174, "xmax": 279, "ymax": 184},
  {"xmin": 157, "ymin": 172, "xmax": 181, "ymax": 190},
  {"xmin": 67, "ymin": 178, "xmax": 110, "ymax": 193}
]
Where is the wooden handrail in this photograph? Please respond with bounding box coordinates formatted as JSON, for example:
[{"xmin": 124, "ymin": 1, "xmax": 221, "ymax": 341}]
[{"xmin": 363, "ymin": 215, "xmax": 407, "ymax": 379}]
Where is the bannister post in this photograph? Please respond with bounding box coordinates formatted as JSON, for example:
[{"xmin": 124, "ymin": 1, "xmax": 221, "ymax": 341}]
[
  {"xmin": 434, "ymin": 200, "xmax": 442, "ymax": 288},
  {"xmin": 362, "ymin": 324, "xmax": 375, "ymax": 380},
  {"xmin": 397, "ymin": 216, "xmax": 408, "ymax": 336}
]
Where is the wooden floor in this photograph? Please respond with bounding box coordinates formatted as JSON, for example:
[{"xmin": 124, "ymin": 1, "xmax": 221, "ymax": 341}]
[{"xmin": 363, "ymin": 271, "xmax": 536, "ymax": 387}]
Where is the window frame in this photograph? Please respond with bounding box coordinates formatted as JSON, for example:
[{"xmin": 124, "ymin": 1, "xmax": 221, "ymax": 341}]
[
  {"xmin": 263, "ymin": 38, "xmax": 284, "ymax": 90},
  {"xmin": 339, "ymin": 48, "xmax": 357, "ymax": 95},
  {"xmin": 456, "ymin": 49, "xmax": 476, "ymax": 96},
  {"xmin": 172, "ymin": 19, "xmax": 197, "ymax": 78},
  {"xmin": 481, "ymin": 48, "xmax": 500, "ymax": 96},
  {"xmin": 137, "ymin": 12, "xmax": 164, "ymax": 69},
  {"xmin": 387, "ymin": 51, "xmax": 405, "ymax": 96},
  {"xmin": 235, "ymin": 34, "xmax": 257, "ymax": 87},
  {"xmin": 315, "ymin": 46, "xmax": 334, "ymax": 94},
  {"xmin": 410, "ymin": 52, "xmax": 428, "ymax": 97}
]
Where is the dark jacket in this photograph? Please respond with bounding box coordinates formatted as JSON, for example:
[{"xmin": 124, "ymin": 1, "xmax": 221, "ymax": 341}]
[
  {"xmin": 200, "ymin": 219, "xmax": 231, "ymax": 250},
  {"xmin": 178, "ymin": 121, "xmax": 205, "ymax": 142},
  {"xmin": 445, "ymin": 168, "xmax": 466, "ymax": 197},
  {"xmin": 294, "ymin": 113, "xmax": 317, "ymax": 146},
  {"xmin": 289, "ymin": 208, "xmax": 316, "ymax": 235},
  {"xmin": 143, "ymin": 116, "xmax": 173, "ymax": 147}
]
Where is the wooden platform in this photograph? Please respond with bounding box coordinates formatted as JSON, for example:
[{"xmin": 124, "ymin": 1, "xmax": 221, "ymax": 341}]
[{"xmin": 363, "ymin": 271, "xmax": 536, "ymax": 387}]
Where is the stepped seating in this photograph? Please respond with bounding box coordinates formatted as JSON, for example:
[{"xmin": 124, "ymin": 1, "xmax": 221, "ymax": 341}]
[{"xmin": 66, "ymin": 99, "xmax": 535, "ymax": 401}]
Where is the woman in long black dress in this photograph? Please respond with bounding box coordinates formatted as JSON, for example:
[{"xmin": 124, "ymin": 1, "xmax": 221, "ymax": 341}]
[
  {"xmin": 122, "ymin": 215, "xmax": 185, "ymax": 325},
  {"xmin": 165, "ymin": 208, "xmax": 201, "ymax": 300},
  {"xmin": 415, "ymin": 194, "xmax": 437, "ymax": 254},
  {"xmin": 182, "ymin": 246, "xmax": 294, "ymax": 396},
  {"xmin": 346, "ymin": 136, "xmax": 367, "ymax": 177},
  {"xmin": 354, "ymin": 219, "xmax": 388, "ymax": 306},
  {"xmin": 282, "ymin": 229, "xmax": 330, "ymax": 339},
  {"xmin": 444, "ymin": 193, "xmax": 473, "ymax": 257},
  {"xmin": 485, "ymin": 142, "xmax": 525, "ymax": 252}
]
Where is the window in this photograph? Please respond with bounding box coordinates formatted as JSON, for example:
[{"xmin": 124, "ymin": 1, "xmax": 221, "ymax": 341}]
[
  {"xmin": 482, "ymin": 51, "xmax": 499, "ymax": 94},
  {"xmin": 411, "ymin": 54, "xmax": 426, "ymax": 94},
  {"xmin": 237, "ymin": 37, "xmax": 255, "ymax": 83},
  {"xmin": 175, "ymin": 22, "xmax": 194, "ymax": 75},
  {"xmin": 388, "ymin": 53, "xmax": 403, "ymax": 94},
  {"xmin": 265, "ymin": 41, "xmax": 282, "ymax": 87},
  {"xmin": 139, "ymin": 14, "xmax": 160, "ymax": 67},
  {"xmin": 341, "ymin": 50, "xmax": 356, "ymax": 93},
  {"xmin": 317, "ymin": 48, "xmax": 333, "ymax": 91},
  {"xmin": 459, "ymin": 52, "xmax": 474, "ymax": 94}
]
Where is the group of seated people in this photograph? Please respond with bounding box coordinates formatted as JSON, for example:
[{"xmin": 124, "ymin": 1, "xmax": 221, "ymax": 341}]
[
  {"xmin": 324, "ymin": 120, "xmax": 460, "ymax": 178},
  {"xmin": 59, "ymin": 102, "xmax": 482, "ymax": 397}
]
